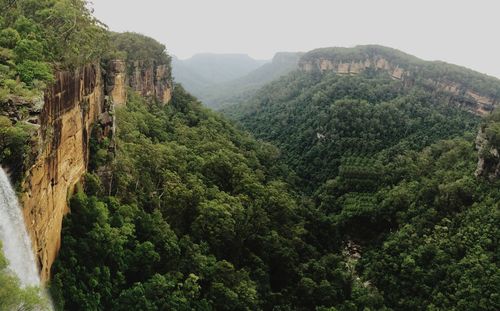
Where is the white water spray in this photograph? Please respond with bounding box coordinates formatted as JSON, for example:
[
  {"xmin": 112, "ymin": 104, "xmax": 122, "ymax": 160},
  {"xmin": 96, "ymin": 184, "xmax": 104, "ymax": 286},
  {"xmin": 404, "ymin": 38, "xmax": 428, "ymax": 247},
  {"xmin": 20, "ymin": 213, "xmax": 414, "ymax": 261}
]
[{"xmin": 0, "ymin": 167, "xmax": 41, "ymax": 286}]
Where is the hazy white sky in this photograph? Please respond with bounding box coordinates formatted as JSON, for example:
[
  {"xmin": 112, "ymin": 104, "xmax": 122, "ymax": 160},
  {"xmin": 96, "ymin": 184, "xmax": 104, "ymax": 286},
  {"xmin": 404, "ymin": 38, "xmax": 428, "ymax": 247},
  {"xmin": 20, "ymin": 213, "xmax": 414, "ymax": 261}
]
[{"xmin": 91, "ymin": 0, "xmax": 500, "ymax": 78}]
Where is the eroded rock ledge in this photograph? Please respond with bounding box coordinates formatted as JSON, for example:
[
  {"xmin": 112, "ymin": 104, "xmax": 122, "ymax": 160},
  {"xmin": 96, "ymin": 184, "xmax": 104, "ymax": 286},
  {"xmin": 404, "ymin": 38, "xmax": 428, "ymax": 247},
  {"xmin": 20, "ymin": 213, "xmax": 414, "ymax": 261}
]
[
  {"xmin": 107, "ymin": 59, "xmax": 172, "ymax": 107},
  {"xmin": 299, "ymin": 46, "xmax": 500, "ymax": 116}
]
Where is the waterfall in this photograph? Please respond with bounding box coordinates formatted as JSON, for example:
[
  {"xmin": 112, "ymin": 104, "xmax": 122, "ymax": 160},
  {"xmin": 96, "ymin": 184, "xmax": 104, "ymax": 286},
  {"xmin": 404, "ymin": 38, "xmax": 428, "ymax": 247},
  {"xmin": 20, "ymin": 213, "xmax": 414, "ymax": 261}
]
[{"xmin": 0, "ymin": 167, "xmax": 41, "ymax": 287}]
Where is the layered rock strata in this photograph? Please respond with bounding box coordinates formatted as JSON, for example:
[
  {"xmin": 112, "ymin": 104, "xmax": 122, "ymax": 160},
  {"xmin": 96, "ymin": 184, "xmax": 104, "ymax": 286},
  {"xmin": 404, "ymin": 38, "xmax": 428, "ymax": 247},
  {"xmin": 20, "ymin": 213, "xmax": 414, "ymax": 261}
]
[{"xmin": 299, "ymin": 56, "xmax": 499, "ymax": 115}]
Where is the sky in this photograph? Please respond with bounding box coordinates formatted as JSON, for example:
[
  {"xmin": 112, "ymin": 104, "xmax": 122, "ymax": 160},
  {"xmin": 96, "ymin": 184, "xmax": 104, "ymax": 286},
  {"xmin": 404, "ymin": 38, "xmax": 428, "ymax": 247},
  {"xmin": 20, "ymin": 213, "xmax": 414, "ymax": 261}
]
[{"xmin": 90, "ymin": 0, "xmax": 500, "ymax": 78}]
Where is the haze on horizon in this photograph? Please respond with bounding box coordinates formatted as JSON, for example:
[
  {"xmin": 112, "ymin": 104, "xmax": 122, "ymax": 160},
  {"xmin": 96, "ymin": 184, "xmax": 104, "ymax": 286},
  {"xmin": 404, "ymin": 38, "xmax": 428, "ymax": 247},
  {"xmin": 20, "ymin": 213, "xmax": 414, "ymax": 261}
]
[{"xmin": 91, "ymin": 0, "xmax": 500, "ymax": 79}]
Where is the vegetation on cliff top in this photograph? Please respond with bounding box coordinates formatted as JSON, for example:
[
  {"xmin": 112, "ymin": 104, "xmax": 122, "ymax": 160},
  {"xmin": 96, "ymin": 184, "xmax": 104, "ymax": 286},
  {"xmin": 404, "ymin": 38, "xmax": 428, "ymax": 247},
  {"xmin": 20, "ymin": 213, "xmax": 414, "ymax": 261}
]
[
  {"xmin": 0, "ymin": 0, "xmax": 108, "ymax": 183},
  {"xmin": 0, "ymin": 2, "xmax": 498, "ymax": 310},
  {"xmin": 301, "ymin": 45, "xmax": 500, "ymax": 98},
  {"xmin": 0, "ymin": 0, "xmax": 107, "ymax": 100},
  {"xmin": 107, "ymin": 32, "xmax": 171, "ymax": 66}
]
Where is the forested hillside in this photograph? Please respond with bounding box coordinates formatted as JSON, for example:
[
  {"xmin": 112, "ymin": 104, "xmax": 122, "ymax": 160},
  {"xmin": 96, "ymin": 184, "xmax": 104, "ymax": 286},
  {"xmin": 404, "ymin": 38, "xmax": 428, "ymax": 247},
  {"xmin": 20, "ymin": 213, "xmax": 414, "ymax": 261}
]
[
  {"xmin": 223, "ymin": 49, "xmax": 500, "ymax": 310},
  {"xmin": 224, "ymin": 70, "xmax": 480, "ymax": 190},
  {"xmin": 51, "ymin": 85, "xmax": 389, "ymax": 310},
  {"xmin": 0, "ymin": 1, "xmax": 498, "ymax": 311},
  {"xmin": 51, "ymin": 43, "xmax": 500, "ymax": 310}
]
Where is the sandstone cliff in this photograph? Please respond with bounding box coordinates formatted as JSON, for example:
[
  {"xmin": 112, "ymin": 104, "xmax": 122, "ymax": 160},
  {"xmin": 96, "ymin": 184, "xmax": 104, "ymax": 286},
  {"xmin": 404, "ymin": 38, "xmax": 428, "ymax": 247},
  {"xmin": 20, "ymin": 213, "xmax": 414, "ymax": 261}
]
[
  {"xmin": 107, "ymin": 59, "xmax": 172, "ymax": 107},
  {"xmin": 5, "ymin": 58, "xmax": 172, "ymax": 282},
  {"xmin": 20, "ymin": 64, "xmax": 104, "ymax": 282},
  {"xmin": 299, "ymin": 46, "xmax": 500, "ymax": 116}
]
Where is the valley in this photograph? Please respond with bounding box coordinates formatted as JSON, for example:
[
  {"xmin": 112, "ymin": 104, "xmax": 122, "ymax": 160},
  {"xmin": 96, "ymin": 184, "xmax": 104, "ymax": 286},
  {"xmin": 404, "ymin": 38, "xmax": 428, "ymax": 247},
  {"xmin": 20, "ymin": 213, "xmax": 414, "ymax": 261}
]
[{"xmin": 0, "ymin": 1, "xmax": 498, "ymax": 311}]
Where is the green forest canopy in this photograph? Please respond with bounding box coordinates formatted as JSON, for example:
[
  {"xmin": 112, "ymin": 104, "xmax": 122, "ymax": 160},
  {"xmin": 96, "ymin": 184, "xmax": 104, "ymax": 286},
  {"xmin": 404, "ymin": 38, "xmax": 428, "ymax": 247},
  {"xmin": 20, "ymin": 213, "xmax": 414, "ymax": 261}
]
[
  {"xmin": 0, "ymin": 1, "xmax": 498, "ymax": 310},
  {"xmin": 52, "ymin": 72, "xmax": 500, "ymax": 310}
]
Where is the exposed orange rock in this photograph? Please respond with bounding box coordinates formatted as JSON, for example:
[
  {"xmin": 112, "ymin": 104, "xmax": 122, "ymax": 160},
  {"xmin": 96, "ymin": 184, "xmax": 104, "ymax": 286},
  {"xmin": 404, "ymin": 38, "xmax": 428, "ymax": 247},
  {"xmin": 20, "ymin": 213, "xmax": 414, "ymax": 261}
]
[
  {"xmin": 337, "ymin": 63, "xmax": 350, "ymax": 74},
  {"xmin": 21, "ymin": 64, "xmax": 104, "ymax": 282},
  {"xmin": 17, "ymin": 59, "xmax": 173, "ymax": 283},
  {"xmin": 129, "ymin": 61, "xmax": 172, "ymax": 104},
  {"xmin": 107, "ymin": 59, "xmax": 172, "ymax": 106},
  {"xmin": 107, "ymin": 60, "xmax": 128, "ymax": 106},
  {"xmin": 154, "ymin": 64, "xmax": 173, "ymax": 104},
  {"xmin": 391, "ymin": 67, "xmax": 405, "ymax": 80}
]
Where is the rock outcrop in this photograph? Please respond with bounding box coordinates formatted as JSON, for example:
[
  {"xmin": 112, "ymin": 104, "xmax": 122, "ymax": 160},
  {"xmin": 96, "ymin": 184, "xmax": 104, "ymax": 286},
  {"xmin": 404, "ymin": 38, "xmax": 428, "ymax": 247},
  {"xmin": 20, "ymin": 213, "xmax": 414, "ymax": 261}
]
[
  {"xmin": 6, "ymin": 58, "xmax": 172, "ymax": 282},
  {"xmin": 108, "ymin": 60, "xmax": 172, "ymax": 106},
  {"xmin": 107, "ymin": 60, "xmax": 128, "ymax": 107},
  {"xmin": 299, "ymin": 46, "xmax": 500, "ymax": 116},
  {"xmin": 475, "ymin": 121, "xmax": 500, "ymax": 180},
  {"xmin": 20, "ymin": 64, "xmax": 105, "ymax": 282}
]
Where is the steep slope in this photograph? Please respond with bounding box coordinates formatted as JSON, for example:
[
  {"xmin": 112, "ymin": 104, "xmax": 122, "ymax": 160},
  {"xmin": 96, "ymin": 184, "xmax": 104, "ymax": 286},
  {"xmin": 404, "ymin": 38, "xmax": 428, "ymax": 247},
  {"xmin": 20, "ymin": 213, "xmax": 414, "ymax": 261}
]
[
  {"xmin": 223, "ymin": 45, "xmax": 500, "ymax": 310},
  {"xmin": 2, "ymin": 3, "xmax": 499, "ymax": 310},
  {"xmin": 50, "ymin": 43, "xmax": 500, "ymax": 311},
  {"xmin": 53, "ymin": 80, "xmax": 406, "ymax": 310},
  {"xmin": 50, "ymin": 46, "xmax": 388, "ymax": 310},
  {"xmin": 225, "ymin": 46, "xmax": 500, "ymax": 188},
  {"xmin": 0, "ymin": 0, "xmax": 109, "ymax": 284},
  {"xmin": 299, "ymin": 45, "xmax": 500, "ymax": 115},
  {"xmin": 475, "ymin": 110, "xmax": 500, "ymax": 179}
]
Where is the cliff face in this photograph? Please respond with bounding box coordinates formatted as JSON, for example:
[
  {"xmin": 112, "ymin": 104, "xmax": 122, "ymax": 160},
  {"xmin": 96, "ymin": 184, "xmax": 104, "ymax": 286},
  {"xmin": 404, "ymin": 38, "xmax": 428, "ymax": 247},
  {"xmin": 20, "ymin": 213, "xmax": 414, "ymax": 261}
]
[
  {"xmin": 299, "ymin": 52, "xmax": 499, "ymax": 116},
  {"xmin": 14, "ymin": 59, "xmax": 172, "ymax": 282},
  {"xmin": 475, "ymin": 122, "xmax": 500, "ymax": 180},
  {"xmin": 108, "ymin": 60, "xmax": 172, "ymax": 106},
  {"xmin": 107, "ymin": 60, "xmax": 128, "ymax": 107},
  {"xmin": 20, "ymin": 64, "xmax": 104, "ymax": 282}
]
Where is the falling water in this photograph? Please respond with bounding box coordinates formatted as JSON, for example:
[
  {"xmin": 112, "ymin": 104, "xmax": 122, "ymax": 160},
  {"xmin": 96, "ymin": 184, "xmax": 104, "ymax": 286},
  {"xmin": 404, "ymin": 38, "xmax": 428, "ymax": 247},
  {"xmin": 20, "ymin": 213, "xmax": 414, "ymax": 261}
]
[{"xmin": 0, "ymin": 167, "xmax": 41, "ymax": 286}]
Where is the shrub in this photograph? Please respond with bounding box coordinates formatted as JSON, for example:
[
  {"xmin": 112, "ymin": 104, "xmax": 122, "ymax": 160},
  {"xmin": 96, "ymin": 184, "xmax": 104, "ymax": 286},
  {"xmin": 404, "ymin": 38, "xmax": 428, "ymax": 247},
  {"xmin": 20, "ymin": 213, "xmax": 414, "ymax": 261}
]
[
  {"xmin": 14, "ymin": 39, "xmax": 44, "ymax": 61},
  {"xmin": 16, "ymin": 60, "xmax": 53, "ymax": 85},
  {"xmin": 0, "ymin": 28, "xmax": 20, "ymax": 49}
]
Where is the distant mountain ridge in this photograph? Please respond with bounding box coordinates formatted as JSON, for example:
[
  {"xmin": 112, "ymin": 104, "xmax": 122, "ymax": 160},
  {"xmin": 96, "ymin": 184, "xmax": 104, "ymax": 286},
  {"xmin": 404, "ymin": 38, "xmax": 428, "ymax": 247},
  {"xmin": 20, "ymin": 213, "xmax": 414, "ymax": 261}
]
[
  {"xmin": 172, "ymin": 52, "xmax": 303, "ymax": 109},
  {"xmin": 172, "ymin": 53, "xmax": 267, "ymax": 87},
  {"xmin": 299, "ymin": 45, "xmax": 500, "ymax": 115}
]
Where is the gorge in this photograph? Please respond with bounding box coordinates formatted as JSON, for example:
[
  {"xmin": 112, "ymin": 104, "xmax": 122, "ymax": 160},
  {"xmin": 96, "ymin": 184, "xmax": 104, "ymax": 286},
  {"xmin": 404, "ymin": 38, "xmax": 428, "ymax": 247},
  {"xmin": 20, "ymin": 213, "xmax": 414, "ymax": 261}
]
[{"xmin": 0, "ymin": 1, "xmax": 499, "ymax": 310}]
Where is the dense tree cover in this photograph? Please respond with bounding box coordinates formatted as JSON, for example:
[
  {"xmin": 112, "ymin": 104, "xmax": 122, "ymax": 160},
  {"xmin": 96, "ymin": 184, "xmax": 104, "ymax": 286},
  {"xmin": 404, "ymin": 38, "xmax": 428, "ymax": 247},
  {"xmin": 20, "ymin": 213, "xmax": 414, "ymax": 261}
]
[
  {"xmin": 51, "ymin": 87, "xmax": 386, "ymax": 310},
  {"xmin": 0, "ymin": 0, "xmax": 107, "ymax": 99},
  {"xmin": 1, "ymin": 3, "xmax": 487, "ymax": 307},
  {"xmin": 0, "ymin": 242, "xmax": 49, "ymax": 310},
  {"xmin": 107, "ymin": 32, "xmax": 171, "ymax": 66},
  {"xmin": 223, "ymin": 67, "xmax": 500, "ymax": 309},
  {"xmin": 49, "ymin": 35, "xmax": 500, "ymax": 309},
  {"xmin": 225, "ymin": 70, "xmax": 480, "ymax": 191},
  {"xmin": 358, "ymin": 139, "xmax": 500, "ymax": 310}
]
